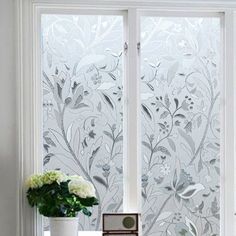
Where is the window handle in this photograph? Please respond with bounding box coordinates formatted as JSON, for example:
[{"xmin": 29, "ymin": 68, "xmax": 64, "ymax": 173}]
[
  {"xmin": 124, "ymin": 42, "xmax": 128, "ymax": 54},
  {"xmin": 137, "ymin": 42, "xmax": 141, "ymax": 54}
]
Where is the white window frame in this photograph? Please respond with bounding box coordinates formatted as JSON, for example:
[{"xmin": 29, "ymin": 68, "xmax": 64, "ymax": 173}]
[{"xmin": 16, "ymin": 1, "xmax": 235, "ymax": 236}]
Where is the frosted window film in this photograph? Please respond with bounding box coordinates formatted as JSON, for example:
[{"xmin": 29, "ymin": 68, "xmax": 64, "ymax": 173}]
[
  {"xmin": 141, "ymin": 17, "xmax": 221, "ymax": 236},
  {"xmin": 41, "ymin": 14, "xmax": 124, "ymax": 231}
]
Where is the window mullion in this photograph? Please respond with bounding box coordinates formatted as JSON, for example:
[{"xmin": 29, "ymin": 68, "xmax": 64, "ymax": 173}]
[
  {"xmin": 123, "ymin": 8, "xmax": 141, "ymax": 213},
  {"xmin": 223, "ymin": 9, "xmax": 235, "ymax": 236}
]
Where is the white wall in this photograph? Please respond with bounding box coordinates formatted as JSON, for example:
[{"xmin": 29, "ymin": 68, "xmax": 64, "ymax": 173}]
[{"xmin": 0, "ymin": 0, "xmax": 17, "ymax": 236}]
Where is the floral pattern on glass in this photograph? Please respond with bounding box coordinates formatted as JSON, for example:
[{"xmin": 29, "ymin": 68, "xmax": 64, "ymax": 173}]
[
  {"xmin": 141, "ymin": 17, "xmax": 221, "ymax": 236},
  {"xmin": 41, "ymin": 14, "xmax": 124, "ymax": 231}
]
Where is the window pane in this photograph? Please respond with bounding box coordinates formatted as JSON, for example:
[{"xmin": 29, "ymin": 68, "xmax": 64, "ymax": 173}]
[
  {"xmin": 41, "ymin": 14, "xmax": 124, "ymax": 231},
  {"xmin": 141, "ymin": 17, "xmax": 221, "ymax": 236}
]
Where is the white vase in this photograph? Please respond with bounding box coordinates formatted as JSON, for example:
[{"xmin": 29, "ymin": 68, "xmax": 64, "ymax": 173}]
[{"xmin": 50, "ymin": 217, "xmax": 78, "ymax": 236}]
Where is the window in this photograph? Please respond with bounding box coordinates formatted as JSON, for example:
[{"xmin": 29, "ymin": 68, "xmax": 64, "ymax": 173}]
[
  {"xmin": 140, "ymin": 15, "xmax": 221, "ymax": 235},
  {"xmin": 41, "ymin": 13, "xmax": 125, "ymax": 231},
  {"xmin": 18, "ymin": 2, "xmax": 235, "ymax": 236}
]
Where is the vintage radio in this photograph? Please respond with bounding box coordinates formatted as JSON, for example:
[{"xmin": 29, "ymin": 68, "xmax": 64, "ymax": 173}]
[
  {"xmin": 103, "ymin": 234, "xmax": 138, "ymax": 236},
  {"xmin": 103, "ymin": 213, "xmax": 140, "ymax": 235}
]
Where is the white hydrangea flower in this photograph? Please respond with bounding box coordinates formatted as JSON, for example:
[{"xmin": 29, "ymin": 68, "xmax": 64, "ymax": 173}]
[
  {"xmin": 42, "ymin": 170, "xmax": 67, "ymax": 185},
  {"xmin": 26, "ymin": 174, "xmax": 43, "ymax": 189},
  {"xmin": 69, "ymin": 175, "xmax": 85, "ymax": 181},
  {"xmin": 68, "ymin": 177, "xmax": 96, "ymax": 199}
]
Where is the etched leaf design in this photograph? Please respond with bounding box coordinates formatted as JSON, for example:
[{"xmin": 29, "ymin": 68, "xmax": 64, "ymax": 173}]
[
  {"xmin": 175, "ymin": 114, "xmax": 186, "ymax": 119},
  {"xmin": 108, "ymin": 72, "xmax": 116, "ymax": 80},
  {"xmin": 89, "ymin": 147, "xmax": 100, "ymax": 171},
  {"xmin": 154, "ymin": 146, "xmax": 171, "ymax": 156},
  {"xmin": 164, "ymin": 94, "xmax": 170, "ymax": 108},
  {"xmin": 141, "ymin": 104, "xmax": 152, "ymax": 120},
  {"xmin": 93, "ymin": 176, "xmax": 108, "ymax": 189},
  {"xmin": 185, "ymin": 217, "xmax": 198, "ymax": 236},
  {"xmin": 142, "ymin": 141, "xmax": 152, "ymax": 150},
  {"xmin": 76, "ymin": 54, "xmax": 105, "ymax": 72},
  {"xmin": 103, "ymin": 131, "xmax": 113, "ymax": 139},
  {"xmin": 62, "ymin": 77, "xmax": 71, "ymax": 101},
  {"xmin": 97, "ymin": 82, "xmax": 116, "ymax": 90},
  {"xmin": 178, "ymin": 128, "xmax": 195, "ymax": 154},
  {"xmin": 167, "ymin": 138, "xmax": 176, "ymax": 152},
  {"xmin": 178, "ymin": 184, "xmax": 205, "ymax": 199},
  {"xmin": 174, "ymin": 98, "xmax": 179, "ymax": 109},
  {"xmin": 44, "ymin": 153, "xmax": 54, "ymax": 165},
  {"xmin": 167, "ymin": 62, "xmax": 179, "ymax": 85},
  {"xmin": 47, "ymin": 52, "xmax": 52, "ymax": 68},
  {"xmin": 71, "ymin": 85, "xmax": 84, "ymax": 109},
  {"xmin": 102, "ymin": 93, "xmax": 114, "ymax": 109},
  {"xmin": 44, "ymin": 136, "xmax": 56, "ymax": 147},
  {"xmin": 156, "ymin": 212, "xmax": 172, "ymax": 222},
  {"xmin": 160, "ymin": 111, "xmax": 169, "ymax": 119},
  {"xmin": 203, "ymin": 222, "xmax": 210, "ymax": 234}
]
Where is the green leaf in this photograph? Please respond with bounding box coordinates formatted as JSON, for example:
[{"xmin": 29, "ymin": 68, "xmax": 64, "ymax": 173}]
[
  {"xmin": 82, "ymin": 208, "xmax": 92, "ymax": 216},
  {"xmin": 26, "ymin": 179, "xmax": 98, "ymax": 217}
]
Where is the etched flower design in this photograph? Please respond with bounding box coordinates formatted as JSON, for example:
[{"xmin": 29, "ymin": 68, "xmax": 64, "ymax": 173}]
[
  {"xmin": 102, "ymin": 164, "xmax": 111, "ymax": 178},
  {"xmin": 91, "ymin": 74, "xmax": 102, "ymax": 85},
  {"xmin": 113, "ymin": 86, "xmax": 122, "ymax": 102},
  {"xmin": 43, "ymin": 100, "xmax": 54, "ymax": 122},
  {"xmin": 160, "ymin": 164, "xmax": 171, "ymax": 176},
  {"xmin": 142, "ymin": 174, "xmax": 149, "ymax": 188}
]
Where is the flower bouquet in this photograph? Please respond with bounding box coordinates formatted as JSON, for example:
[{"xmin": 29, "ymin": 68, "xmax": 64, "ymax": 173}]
[{"xmin": 26, "ymin": 170, "xmax": 98, "ymax": 236}]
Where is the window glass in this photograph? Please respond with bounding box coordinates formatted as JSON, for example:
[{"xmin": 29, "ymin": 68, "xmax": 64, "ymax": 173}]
[
  {"xmin": 41, "ymin": 14, "xmax": 124, "ymax": 231},
  {"xmin": 140, "ymin": 16, "xmax": 221, "ymax": 236}
]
